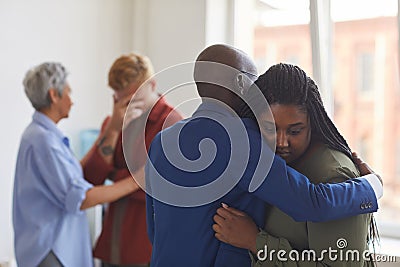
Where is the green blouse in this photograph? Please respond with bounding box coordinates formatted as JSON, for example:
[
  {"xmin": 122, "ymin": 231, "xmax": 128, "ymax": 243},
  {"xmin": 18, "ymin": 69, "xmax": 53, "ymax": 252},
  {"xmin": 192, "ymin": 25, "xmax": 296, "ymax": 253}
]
[{"xmin": 252, "ymin": 143, "xmax": 373, "ymax": 267}]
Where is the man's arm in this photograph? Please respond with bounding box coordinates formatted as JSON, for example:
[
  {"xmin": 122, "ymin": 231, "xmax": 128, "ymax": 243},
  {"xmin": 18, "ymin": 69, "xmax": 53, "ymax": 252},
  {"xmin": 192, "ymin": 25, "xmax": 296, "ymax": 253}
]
[
  {"xmin": 227, "ymin": 121, "xmax": 382, "ymax": 223},
  {"xmin": 216, "ymin": 165, "xmax": 374, "ymax": 266},
  {"xmin": 239, "ymin": 150, "xmax": 380, "ymax": 222}
]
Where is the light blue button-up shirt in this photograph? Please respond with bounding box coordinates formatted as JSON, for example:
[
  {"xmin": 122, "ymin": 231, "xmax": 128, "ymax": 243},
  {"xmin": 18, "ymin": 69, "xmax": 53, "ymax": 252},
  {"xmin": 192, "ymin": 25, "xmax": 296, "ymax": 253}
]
[{"xmin": 13, "ymin": 111, "xmax": 94, "ymax": 267}]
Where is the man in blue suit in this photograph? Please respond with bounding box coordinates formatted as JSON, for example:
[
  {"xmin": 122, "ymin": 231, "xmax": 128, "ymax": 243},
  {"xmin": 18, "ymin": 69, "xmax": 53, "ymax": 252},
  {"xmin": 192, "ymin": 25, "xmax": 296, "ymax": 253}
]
[{"xmin": 145, "ymin": 44, "xmax": 382, "ymax": 267}]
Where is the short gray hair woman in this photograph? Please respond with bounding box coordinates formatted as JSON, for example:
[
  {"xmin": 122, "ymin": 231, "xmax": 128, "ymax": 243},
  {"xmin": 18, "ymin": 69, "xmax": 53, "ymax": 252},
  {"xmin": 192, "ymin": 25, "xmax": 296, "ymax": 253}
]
[{"xmin": 23, "ymin": 62, "xmax": 68, "ymax": 110}]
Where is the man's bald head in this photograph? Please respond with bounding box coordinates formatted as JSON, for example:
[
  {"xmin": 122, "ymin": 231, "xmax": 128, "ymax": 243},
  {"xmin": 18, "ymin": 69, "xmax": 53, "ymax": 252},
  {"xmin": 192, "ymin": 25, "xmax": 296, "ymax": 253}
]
[
  {"xmin": 196, "ymin": 44, "xmax": 256, "ymax": 73},
  {"xmin": 194, "ymin": 44, "xmax": 257, "ymax": 110}
]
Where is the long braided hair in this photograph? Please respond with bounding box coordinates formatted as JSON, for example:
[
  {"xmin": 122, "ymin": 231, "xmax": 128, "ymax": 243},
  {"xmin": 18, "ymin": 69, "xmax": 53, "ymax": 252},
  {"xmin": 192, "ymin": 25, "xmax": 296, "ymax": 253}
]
[
  {"xmin": 241, "ymin": 63, "xmax": 379, "ymax": 251},
  {"xmin": 243, "ymin": 63, "xmax": 353, "ymax": 158}
]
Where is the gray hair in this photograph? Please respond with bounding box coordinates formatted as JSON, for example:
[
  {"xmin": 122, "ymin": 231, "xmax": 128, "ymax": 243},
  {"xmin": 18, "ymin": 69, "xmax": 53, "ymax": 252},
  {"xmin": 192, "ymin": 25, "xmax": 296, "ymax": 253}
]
[{"xmin": 23, "ymin": 62, "xmax": 69, "ymax": 110}]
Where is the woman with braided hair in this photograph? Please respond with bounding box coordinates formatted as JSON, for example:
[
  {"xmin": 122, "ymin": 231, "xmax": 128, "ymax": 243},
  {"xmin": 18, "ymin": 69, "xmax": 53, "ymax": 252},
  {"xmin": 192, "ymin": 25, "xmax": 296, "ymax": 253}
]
[{"xmin": 213, "ymin": 63, "xmax": 378, "ymax": 266}]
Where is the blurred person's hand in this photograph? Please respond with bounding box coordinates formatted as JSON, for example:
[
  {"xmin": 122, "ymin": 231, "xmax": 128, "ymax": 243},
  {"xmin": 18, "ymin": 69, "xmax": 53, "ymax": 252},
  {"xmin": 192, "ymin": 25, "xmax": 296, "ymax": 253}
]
[
  {"xmin": 108, "ymin": 94, "xmax": 144, "ymax": 132},
  {"xmin": 123, "ymin": 99, "xmax": 145, "ymax": 129}
]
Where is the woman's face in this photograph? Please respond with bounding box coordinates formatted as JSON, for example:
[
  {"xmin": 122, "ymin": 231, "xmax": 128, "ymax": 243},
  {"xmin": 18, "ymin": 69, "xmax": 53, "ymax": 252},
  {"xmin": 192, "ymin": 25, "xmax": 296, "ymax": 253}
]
[{"xmin": 260, "ymin": 104, "xmax": 311, "ymax": 164}]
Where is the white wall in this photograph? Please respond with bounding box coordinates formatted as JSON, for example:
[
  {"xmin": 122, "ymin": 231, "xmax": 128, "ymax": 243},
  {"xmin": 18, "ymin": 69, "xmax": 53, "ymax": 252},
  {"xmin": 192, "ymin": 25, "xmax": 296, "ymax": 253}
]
[
  {"xmin": 130, "ymin": 0, "xmax": 235, "ymax": 117},
  {"xmin": 131, "ymin": 0, "xmax": 208, "ymax": 117},
  {"xmin": 0, "ymin": 0, "xmax": 134, "ymax": 262},
  {"xmin": 132, "ymin": 0, "xmax": 207, "ymax": 71}
]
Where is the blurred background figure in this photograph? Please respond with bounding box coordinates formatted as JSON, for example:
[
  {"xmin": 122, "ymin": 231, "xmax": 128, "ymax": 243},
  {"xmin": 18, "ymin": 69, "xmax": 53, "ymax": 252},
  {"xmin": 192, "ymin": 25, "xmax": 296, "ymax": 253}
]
[
  {"xmin": 81, "ymin": 53, "xmax": 183, "ymax": 267},
  {"xmin": 13, "ymin": 62, "xmax": 140, "ymax": 267}
]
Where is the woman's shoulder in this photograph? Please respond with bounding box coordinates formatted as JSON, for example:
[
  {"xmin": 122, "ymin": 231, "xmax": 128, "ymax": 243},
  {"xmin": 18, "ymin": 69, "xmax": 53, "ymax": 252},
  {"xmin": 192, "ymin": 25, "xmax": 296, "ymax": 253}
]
[{"xmin": 294, "ymin": 142, "xmax": 360, "ymax": 184}]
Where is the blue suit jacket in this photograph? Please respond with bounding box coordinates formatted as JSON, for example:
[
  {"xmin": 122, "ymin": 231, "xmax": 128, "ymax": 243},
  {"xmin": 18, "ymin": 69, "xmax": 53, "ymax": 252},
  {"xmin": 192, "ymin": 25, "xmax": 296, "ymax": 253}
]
[{"xmin": 145, "ymin": 102, "xmax": 377, "ymax": 267}]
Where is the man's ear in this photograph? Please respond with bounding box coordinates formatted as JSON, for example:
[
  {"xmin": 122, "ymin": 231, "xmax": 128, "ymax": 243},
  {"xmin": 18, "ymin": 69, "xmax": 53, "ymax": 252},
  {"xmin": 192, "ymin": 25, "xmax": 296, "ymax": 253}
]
[
  {"xmin": 48, "ymin": 88, "xmax": 59, "ymax": 104},
  {"xmin": 236, "ymin": 73, "xmax": 249, "ymax": 96}
]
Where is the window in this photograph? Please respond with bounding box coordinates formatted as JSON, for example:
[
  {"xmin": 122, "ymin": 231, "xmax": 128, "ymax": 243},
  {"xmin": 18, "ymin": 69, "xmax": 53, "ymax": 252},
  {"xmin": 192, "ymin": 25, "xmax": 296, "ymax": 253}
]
[
  {"xmin": 397, "ymin": 141, "xmax": 400, "ymax": 180},
  {"xmin": 356, "ymin": 137, "xmax": 370, "ymax": 163},
  {"xmin": 252, "ymin": 0, "xmax": 312, "ymax": 75},
  {"xmin": 331, "ymin": 0, "xmax": 400, "ymax": 244},
  {"xmin": 238, "ymin": 0, "xmax": 400, "ymax": 256},
  {"xmin": 356, "ymin": 52, "xmax": 374, "ymax": 93}
]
